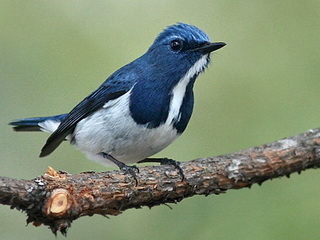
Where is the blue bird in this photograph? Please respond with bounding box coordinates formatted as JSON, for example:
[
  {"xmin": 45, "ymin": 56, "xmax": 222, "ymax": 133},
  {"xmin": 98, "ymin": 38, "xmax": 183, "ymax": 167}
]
[{"xmin": 9, "ymin": 23, "xmax": 225, "ymax": 180}]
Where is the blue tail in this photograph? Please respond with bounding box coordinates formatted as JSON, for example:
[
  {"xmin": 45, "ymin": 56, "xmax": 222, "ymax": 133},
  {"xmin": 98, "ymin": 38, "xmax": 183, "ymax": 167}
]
[{"xmin": 9, "ymin": 114, "xmax": 67, "ymax": 132}]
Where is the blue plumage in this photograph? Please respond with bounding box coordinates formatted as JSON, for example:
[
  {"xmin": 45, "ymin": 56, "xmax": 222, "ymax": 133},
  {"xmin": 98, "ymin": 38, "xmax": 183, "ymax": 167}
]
[
  {"xmin": 9, "ymin": 23, "xmax": 225, "ymax": 173},
  {"xmin": 11, "ymin": 114, "xmax": 67, "ymax": 131}
]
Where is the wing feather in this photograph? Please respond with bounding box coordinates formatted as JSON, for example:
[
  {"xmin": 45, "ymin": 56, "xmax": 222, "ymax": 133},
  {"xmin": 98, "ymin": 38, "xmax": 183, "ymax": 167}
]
[{"xmin": 40, "ymin": 85, "xmax": 128, "ymax": 157}]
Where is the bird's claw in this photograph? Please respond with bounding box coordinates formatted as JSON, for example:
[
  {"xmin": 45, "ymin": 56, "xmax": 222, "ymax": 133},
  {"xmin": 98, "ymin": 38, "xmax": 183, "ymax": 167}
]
[
  {"xmin": 101, "ymin": 152, "xmax": 139, "ymax": 185},
  {"xmin": 160, "ymin": 158, "xmax": 185, "ymax": 181},
  {"xmin": 120, "ymin": 165, "xmax": 139, "ymax": 186}
]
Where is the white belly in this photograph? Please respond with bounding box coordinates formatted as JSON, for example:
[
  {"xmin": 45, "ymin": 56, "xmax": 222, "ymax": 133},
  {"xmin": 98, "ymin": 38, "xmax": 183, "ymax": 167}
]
[{"xmin": 71, "ymin": 91, "xmax": 179, "ymax": 166}]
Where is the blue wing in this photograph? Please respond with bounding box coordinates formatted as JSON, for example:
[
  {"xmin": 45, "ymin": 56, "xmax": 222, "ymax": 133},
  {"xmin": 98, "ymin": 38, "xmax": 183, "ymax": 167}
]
[{"xmin": 40, "ymin": 69, "xmax": 137, "ymax": 157}]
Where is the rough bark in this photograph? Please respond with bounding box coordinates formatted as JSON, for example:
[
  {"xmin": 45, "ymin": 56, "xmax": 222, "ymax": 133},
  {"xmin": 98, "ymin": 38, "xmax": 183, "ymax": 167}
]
[{"xmin": 1, "ymin": 128, "xmax": 320, "ymax": 235}]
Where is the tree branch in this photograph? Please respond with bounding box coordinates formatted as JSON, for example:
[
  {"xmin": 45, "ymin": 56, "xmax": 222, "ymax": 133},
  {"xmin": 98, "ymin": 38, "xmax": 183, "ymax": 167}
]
[{"xmin": 1, "ymin": 128, "xmax": 320, "ymax": 235}]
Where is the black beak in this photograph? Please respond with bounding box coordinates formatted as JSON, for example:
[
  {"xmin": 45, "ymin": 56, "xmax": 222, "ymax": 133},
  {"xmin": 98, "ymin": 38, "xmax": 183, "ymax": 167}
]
[{"xmin": 192, "ymin": 42, "xmax": 226, "ymax": 53}]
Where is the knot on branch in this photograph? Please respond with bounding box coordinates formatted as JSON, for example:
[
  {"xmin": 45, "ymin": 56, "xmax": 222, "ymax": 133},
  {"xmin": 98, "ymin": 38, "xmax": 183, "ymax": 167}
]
[{"xmin": 45, "ymin": 188, "xmax": 73, "ymax": 216}]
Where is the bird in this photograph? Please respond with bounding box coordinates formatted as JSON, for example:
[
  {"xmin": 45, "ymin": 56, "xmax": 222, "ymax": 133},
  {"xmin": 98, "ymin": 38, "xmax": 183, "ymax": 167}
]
[{"xmin": 9, "ymin": 23, "xmax": 226, "ymax": 181}]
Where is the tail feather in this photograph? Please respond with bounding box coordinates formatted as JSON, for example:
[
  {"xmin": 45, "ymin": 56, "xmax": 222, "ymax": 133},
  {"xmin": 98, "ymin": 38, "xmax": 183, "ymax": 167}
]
[{"xmin": 9, "ymin": 114, "xmax": 67, "ymax": 133}]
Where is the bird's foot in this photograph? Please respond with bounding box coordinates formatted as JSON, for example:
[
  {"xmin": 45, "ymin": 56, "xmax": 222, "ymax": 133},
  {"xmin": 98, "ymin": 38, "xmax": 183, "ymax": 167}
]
[
  {"xmin": 118, "ymin": 164, "xmax": 139, "ymax": 186},
  {"xmin": 138, "ymin": 157, "xmax": 185, "ymax": 181},
  {"xmin": 101, "ymin": 152, "xmax": 139, "ymax": 185}
]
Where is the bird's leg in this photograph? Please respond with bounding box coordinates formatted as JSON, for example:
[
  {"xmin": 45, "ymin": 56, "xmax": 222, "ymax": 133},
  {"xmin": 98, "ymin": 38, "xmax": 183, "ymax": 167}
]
[
  {"xmin": 101, "ymin": 152, "xmax": 139, "ymax": 185},
  {"xmin": 138, "ymin": 157, "xmax": 185, "ymax": 181}
]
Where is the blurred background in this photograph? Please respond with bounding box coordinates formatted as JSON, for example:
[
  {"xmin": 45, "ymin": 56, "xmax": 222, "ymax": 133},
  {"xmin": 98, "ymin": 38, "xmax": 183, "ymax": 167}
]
[{"xmin": 1, "ymin": 1, "xmax": 319, "ymax": 239}]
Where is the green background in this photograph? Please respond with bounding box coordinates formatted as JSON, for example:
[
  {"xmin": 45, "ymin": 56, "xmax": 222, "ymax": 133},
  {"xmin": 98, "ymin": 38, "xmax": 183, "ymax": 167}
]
[{"xmin": 1, "ymin": 1, "xmax": 319, "ymax": 239}]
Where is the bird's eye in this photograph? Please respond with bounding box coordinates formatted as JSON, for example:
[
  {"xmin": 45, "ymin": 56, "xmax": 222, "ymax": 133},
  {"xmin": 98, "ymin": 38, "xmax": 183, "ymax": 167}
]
[{"xmin": 170, "ymin": 40, "xmax": 183, "ymax": 51}]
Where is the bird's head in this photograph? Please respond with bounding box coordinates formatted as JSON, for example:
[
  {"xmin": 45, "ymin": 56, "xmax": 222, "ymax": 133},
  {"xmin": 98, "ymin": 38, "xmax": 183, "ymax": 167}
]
[{"xmin": 145, "ymin": 23, "xmax": 225, "ymax": 79}]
